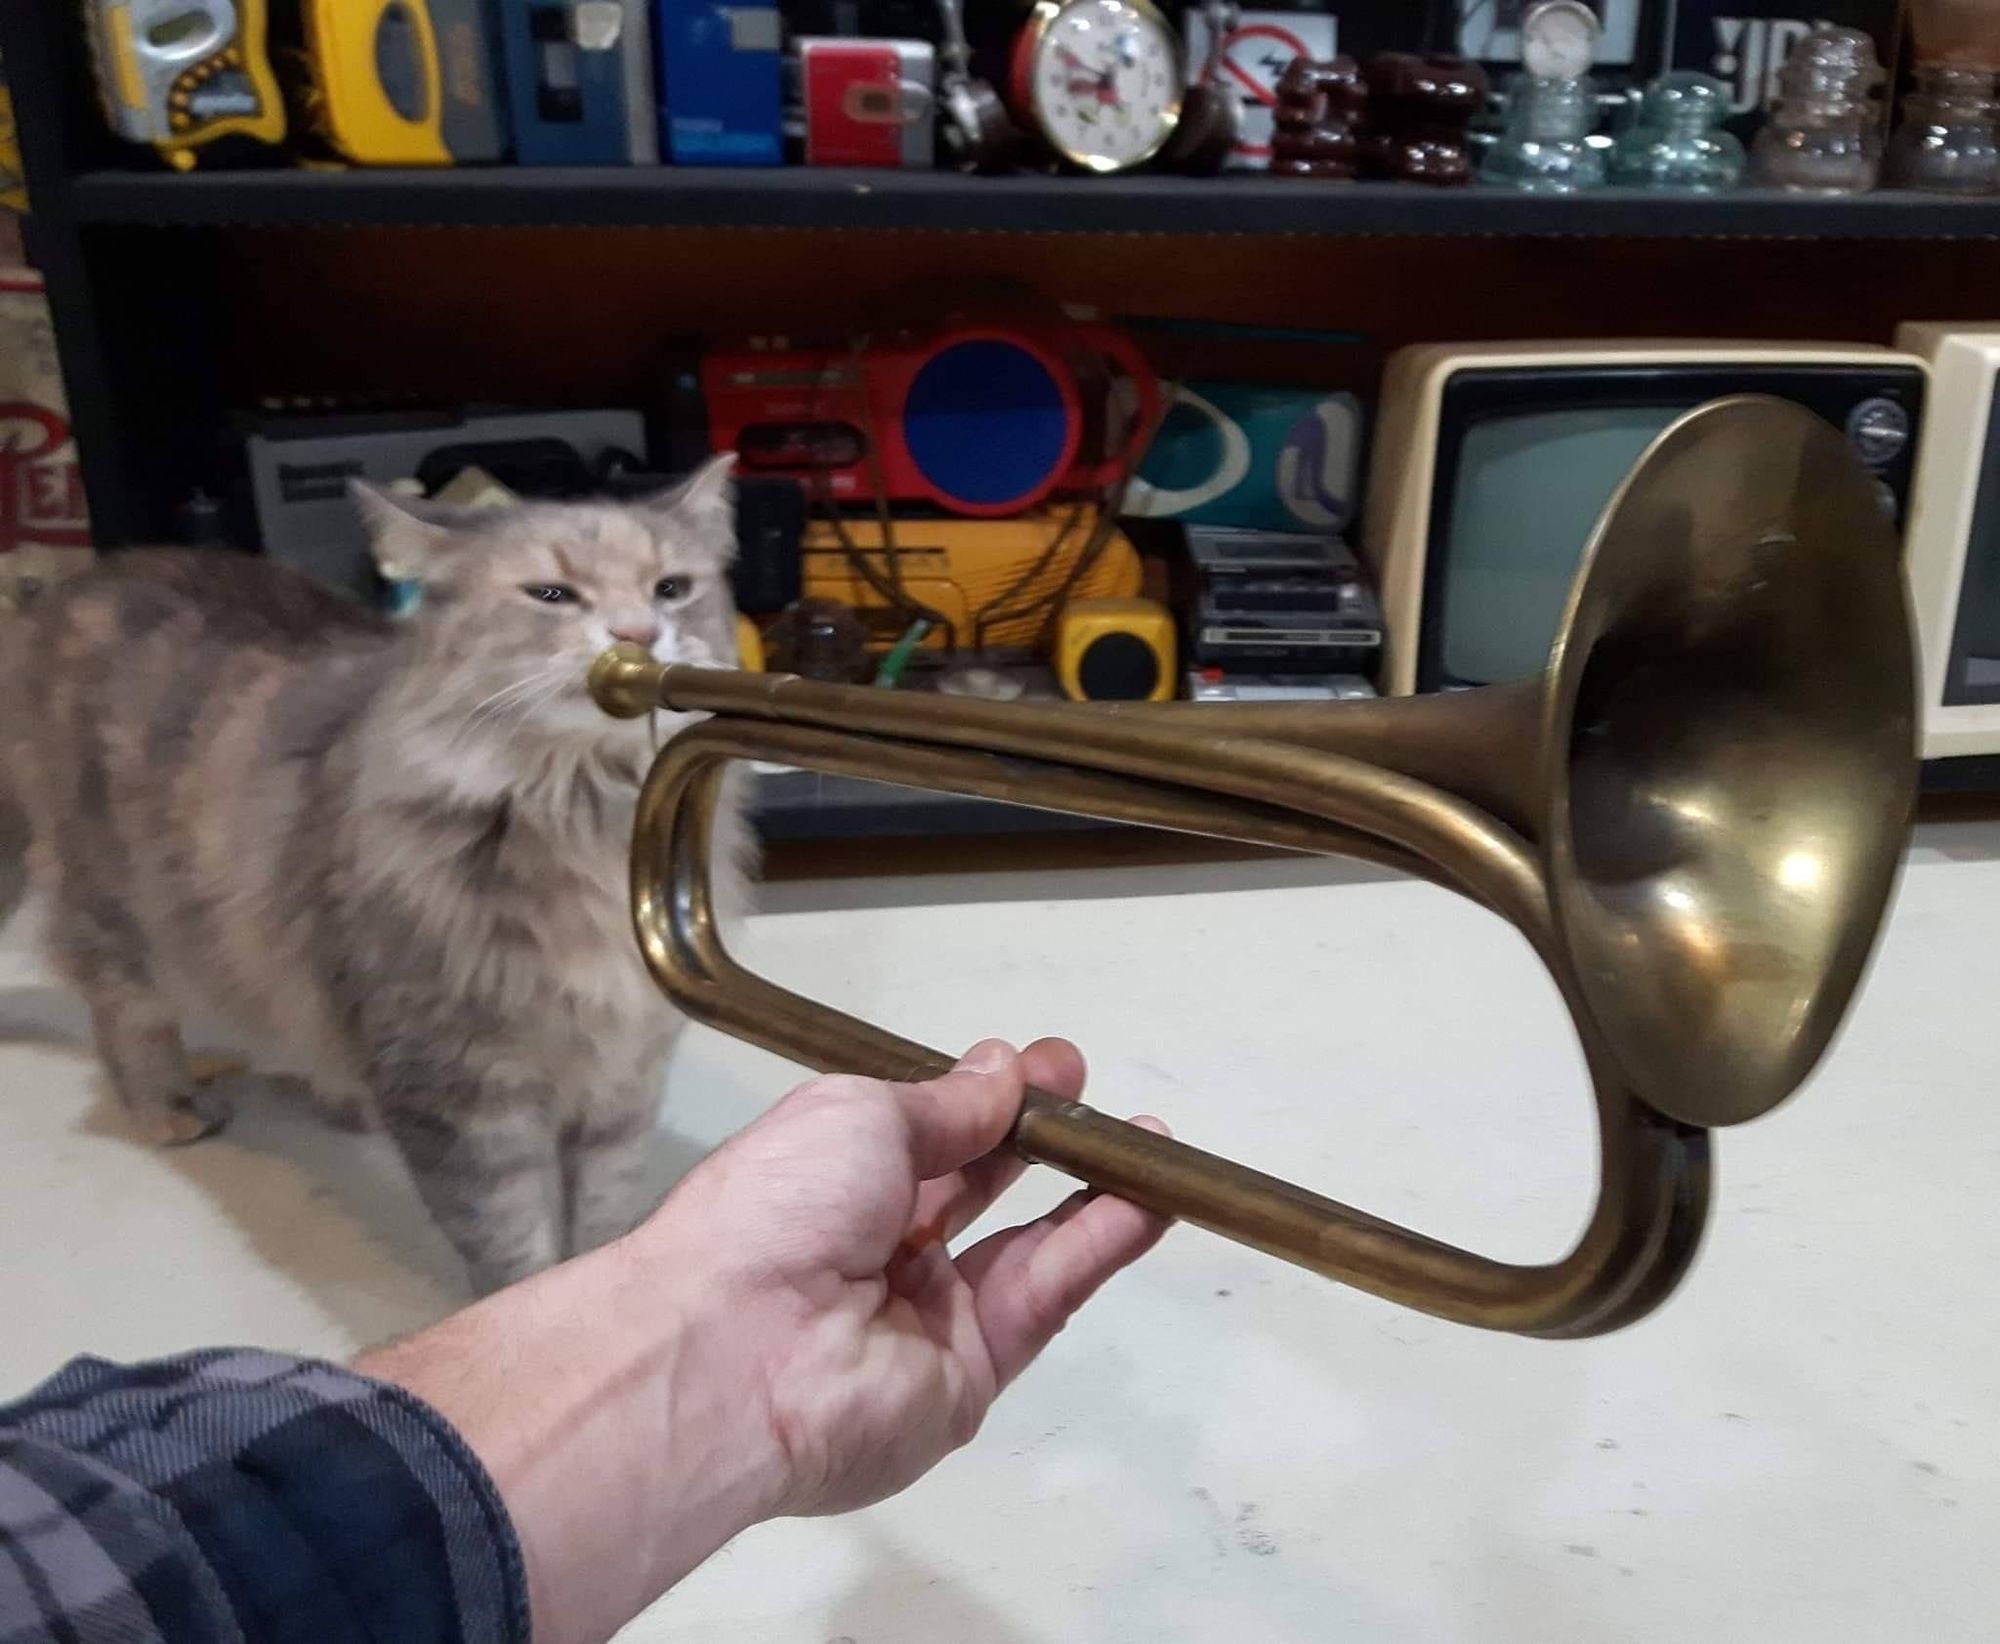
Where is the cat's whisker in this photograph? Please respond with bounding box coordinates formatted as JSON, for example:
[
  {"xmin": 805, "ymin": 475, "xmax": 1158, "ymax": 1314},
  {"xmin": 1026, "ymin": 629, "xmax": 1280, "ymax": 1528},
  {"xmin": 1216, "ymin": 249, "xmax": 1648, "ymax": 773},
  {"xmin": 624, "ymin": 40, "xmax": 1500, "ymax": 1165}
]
[
  {"xmin": 455, "ymin": 667, "xmax": 568, "ymax": 742},
  {"xmin": 476, "ymin": 673, "xmax": 578, "ymax": 748}
]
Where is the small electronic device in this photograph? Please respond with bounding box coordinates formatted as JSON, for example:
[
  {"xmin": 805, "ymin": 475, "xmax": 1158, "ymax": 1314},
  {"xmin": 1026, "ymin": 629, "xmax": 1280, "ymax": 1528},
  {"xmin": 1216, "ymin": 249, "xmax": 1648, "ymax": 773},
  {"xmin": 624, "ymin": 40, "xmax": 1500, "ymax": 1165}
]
[
  {"xmin": 497, "ymin": 0, "xmax": 657, "ymax": 162},
  {"xmin": 1181, "ymin": 526, "xmax": 1383, "ymax": 673},
  {"xmin": 797, "ymin": 37, "xmax": 935, "ymax": 166},
  {"xmin": 798, "ymin": 507, "xmax": 1142, "ymax": 652},
  {"xmin": 1895, "ymin": 323, "xmax": 2000, "ymax": 763},
  {"xmin": 1129, "ymin": 381, "xmax": 1363, "ymax": 533},
  {"xmin": 658, "ymin": 0, "xmax": 784, "ymax": 164},
  {"xmin": 1008, "ymin": 0, "xmax": 1183, "ymax": 172},
  {"xmin": 285, "ymin": 0, "xmax": 509, "ymax": 164},
  {"xmin": 83, "ymin": 0, "xmax": 286, "ymax": 169},
  {"xmin": 1185, "ymin": 668, "xmax": 1375, "ymax": 701},
  {"xmin": 703, "ymin": 322, "xmax": 1159, "ymax": 517},
  {"xmin": 1054, "ymin": 597, "xmax": 1177, "ymax": 700},
  {"xmin": 239, "ymin": 406, "xmax": 646, "ymax": 598},
  {"xmin": 1363, "ymin": 339, "xmax": 1926, "ymax": 695}
]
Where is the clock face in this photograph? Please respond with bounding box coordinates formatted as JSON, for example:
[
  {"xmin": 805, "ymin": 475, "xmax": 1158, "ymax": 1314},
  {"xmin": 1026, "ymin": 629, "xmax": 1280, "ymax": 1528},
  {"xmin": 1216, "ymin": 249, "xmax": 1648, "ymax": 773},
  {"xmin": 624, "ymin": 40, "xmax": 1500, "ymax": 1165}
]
[{"xmin": 1024, "ymin": 0, "xmax": 1181, "ymax": 173}]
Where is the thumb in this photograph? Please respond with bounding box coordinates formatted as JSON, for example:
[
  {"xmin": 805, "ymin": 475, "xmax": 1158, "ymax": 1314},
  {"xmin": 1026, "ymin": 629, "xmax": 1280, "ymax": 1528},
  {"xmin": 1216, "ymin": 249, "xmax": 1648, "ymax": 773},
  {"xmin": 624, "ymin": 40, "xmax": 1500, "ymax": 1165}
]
[{"xmin": 885, "ymin": 1039, "xmax": 1024, "ymax": 1180}]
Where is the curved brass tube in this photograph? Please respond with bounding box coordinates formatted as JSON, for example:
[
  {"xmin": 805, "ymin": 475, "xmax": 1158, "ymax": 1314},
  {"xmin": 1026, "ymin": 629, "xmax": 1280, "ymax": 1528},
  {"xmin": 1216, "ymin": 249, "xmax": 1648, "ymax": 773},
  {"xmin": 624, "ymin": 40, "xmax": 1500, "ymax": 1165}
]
[
  {"xmin": 619, "ymin": 699, "xmax": 1708, "ymax": 1339},
  {"xmin": 593, "ymin": 398, "xmax": 1912, "ymax": 1339}
]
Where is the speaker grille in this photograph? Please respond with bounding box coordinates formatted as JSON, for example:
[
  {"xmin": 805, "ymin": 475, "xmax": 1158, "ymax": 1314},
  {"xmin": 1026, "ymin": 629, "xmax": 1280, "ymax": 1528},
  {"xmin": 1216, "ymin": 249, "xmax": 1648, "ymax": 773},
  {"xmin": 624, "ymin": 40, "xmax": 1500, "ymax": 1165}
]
[{"xmin": 1078, "ymin": 632, "xmax": 1161, "ymax": 701}]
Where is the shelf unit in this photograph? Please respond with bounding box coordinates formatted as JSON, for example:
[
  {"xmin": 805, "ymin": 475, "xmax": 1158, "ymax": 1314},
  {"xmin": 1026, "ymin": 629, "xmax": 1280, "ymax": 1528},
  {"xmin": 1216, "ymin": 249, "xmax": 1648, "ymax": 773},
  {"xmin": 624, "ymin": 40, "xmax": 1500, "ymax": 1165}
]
[
  {"xmin": 60, "ymin": 166, "xmax": 2000, "ymax": 238},
  {"xmin": 8, "ymin": 0, "xmax": 2000, "ymax": 835}
]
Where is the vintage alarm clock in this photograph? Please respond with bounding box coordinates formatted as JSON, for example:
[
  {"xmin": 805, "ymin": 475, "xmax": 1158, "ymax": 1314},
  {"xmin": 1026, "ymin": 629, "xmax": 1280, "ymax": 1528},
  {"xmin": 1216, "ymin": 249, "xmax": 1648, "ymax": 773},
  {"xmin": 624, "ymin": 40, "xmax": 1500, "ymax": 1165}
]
[{"xmin": 1008, "ymin": 0, "xmax": 1184, "ymax": 173}]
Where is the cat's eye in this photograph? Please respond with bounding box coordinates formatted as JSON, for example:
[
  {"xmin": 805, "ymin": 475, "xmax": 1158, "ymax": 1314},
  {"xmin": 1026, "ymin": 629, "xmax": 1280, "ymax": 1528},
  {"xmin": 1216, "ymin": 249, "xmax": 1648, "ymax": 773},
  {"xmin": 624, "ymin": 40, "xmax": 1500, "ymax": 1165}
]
[
  {"xmin": 522, "ymin": 583, "xmax": 580, "ymax": 606},
  {"xmin": 654, "ymin": 576, "xmax": 689, "ymax": 603}
]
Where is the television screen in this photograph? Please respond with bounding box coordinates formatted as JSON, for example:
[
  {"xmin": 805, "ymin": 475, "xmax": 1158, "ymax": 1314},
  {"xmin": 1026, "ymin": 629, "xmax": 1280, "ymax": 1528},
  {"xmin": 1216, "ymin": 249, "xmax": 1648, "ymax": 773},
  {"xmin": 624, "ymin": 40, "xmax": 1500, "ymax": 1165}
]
[{"xmin": 1440, "ymin": 405, "xmax": 1685, "ymax": 685}]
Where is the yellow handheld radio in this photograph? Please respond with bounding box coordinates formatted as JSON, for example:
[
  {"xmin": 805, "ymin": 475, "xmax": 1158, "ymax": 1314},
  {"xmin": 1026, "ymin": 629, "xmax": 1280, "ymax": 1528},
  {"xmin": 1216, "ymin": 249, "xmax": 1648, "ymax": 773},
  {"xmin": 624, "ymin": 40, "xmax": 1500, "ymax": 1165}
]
[
  {"xmin": 82, "ymin": 0, "xmax": 286, "ymax": 169},
  {"xmin": 283, "ymin": 0, "xmax": 509, "ymax": 166},
  {"xmin": 295, "ymin": 0, "xmax": 449, "ymax": 164}
]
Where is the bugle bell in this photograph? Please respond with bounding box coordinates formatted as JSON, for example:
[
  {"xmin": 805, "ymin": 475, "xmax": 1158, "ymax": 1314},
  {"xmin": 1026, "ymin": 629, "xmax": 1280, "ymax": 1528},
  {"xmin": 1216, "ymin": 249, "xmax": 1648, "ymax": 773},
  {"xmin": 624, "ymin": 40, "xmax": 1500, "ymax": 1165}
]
[{"xmin": 590, "ymin": 398, "xmax": 1918, "ymax": 1338}]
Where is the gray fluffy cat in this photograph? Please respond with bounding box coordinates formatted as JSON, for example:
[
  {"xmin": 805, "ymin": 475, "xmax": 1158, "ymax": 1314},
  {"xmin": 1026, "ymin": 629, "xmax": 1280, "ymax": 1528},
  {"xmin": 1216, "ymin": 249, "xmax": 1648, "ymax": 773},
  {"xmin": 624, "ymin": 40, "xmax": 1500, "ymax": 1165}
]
[{"xmin": 0, "ymin": 457, "xmax": 747, "ymax": 1293}]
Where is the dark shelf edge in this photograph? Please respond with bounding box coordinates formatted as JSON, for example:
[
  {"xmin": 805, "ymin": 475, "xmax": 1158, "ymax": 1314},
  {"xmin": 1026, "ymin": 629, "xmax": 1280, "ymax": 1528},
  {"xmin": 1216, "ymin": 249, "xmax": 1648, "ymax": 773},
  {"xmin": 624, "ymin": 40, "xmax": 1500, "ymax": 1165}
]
[{"xmin": 66, "ymin": 167, "xmax": 2000, "ymax": 238}]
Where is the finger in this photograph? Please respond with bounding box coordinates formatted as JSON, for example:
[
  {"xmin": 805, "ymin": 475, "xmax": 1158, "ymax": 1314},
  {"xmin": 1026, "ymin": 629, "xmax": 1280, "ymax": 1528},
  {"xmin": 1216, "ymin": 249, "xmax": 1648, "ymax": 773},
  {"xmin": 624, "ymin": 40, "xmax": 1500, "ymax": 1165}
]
[
  {"xmin": 949, "ymin": 1112, "xmax": 1164, "ymax": 1278},
  {"xmin": 1017, "ymin": 1037, "xmax": 1087, "ymax": 1105},
  {"xmin": 908, "ymin": 1150, "xmax": 1028, "ymax": 1253},
  {"xmin": 905, "ymin": 1037, "xmax": 1092, "ymax": 1248},
  {"xmin": 958, "ymin": 1116, "xmax": 1173, "ymax": 1387},
  {"xmin": 884, "ymin": 1039, "xmax": 1024, "ymax": 1182}
]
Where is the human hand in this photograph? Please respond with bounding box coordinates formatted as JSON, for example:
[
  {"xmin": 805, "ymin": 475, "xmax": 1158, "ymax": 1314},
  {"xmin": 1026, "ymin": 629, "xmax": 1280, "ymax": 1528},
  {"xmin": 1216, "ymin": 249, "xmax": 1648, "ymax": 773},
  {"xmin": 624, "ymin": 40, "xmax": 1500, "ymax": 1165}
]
[
  {"xmin": 364, "ymin": 1038, "xmax": 1171, "ymax": 1644},
  {"xmin": 638, "ymin": 1036, "xmax": 1172, "ymax": 1518}
]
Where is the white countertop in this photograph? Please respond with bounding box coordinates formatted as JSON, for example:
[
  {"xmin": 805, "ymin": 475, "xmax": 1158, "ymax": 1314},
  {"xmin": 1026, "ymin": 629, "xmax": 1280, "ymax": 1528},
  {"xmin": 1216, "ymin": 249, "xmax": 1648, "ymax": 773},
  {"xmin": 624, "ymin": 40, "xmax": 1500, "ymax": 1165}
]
[{"xmin": 4, "ymin": 820, "xmax": 1996, "ymax": 1643}]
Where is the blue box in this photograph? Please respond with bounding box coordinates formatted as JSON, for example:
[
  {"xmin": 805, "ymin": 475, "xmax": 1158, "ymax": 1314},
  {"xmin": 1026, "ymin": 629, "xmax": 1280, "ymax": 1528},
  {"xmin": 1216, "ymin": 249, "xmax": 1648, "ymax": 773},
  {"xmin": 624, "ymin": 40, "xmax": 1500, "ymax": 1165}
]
[{"xmin": 658, "ymin": 0, "xmax": 783, "ymax": 166}]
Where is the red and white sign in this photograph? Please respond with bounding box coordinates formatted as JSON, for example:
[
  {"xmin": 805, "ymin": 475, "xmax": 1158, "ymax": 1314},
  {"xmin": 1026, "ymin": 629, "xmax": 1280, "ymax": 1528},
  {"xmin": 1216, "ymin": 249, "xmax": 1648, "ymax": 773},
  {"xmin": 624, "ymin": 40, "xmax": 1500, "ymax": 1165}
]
[
  {"xmin": 0, "ymin": 271, "xmax": 89, "ymax": 557},
  {"xmin": 1184, "ymin": 8, "xmax": 1338, "ymax": 171}
]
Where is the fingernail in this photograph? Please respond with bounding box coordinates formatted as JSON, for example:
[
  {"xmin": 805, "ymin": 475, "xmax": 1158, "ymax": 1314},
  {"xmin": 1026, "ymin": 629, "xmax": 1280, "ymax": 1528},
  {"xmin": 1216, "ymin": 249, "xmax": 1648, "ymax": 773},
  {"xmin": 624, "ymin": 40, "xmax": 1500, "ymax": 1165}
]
[{"xmin": 958, "ymin": 1039, "xmax": 1014, "ymax": 1073}]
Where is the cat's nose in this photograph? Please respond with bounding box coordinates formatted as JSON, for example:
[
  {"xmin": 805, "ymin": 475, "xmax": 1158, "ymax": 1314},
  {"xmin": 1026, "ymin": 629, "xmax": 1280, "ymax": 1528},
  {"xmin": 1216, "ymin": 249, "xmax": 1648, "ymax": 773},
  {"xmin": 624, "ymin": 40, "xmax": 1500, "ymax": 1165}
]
[{"xmin": 607, "ymin": 617, "xmax": 663, "ymax": 648}]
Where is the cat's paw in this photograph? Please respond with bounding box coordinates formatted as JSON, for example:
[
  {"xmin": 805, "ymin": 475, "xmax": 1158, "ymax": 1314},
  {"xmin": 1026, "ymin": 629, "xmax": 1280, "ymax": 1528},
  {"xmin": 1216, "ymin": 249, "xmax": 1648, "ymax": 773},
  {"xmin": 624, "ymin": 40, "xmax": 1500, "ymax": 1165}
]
[{"xmin": 134, "ymin": 1087, "xmax": 234, "ymax": 1147}]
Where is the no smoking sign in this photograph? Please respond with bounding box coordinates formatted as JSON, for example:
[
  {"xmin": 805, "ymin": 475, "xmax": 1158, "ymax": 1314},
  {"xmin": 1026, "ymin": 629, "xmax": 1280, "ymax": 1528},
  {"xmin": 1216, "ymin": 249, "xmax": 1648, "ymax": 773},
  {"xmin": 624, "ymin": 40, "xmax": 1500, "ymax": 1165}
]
[{"xmin": 1185, "ymin": 8, "xmax": 1339, "ymax": 170}]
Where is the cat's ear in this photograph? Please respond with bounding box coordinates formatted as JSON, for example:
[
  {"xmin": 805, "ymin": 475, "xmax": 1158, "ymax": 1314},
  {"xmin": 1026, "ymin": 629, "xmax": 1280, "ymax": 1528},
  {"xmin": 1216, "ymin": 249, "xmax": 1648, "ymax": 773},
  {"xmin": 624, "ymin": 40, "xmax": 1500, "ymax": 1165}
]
[
  {"xmin": 646, "ymin": 453, "xmax": 737, "ymax": 560},
  {"xmin": 349, "ymin": 481, "xmax": 486, "ymax": 582}
]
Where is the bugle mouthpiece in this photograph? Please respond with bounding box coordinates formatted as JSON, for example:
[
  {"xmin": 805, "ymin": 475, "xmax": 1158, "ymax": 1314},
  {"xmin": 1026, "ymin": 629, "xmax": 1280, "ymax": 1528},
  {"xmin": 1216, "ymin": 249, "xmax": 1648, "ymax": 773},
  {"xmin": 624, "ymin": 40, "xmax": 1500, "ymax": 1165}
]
[{"xmin": 588, "ymin": 642, "xmax": 667, "ymax": 720}]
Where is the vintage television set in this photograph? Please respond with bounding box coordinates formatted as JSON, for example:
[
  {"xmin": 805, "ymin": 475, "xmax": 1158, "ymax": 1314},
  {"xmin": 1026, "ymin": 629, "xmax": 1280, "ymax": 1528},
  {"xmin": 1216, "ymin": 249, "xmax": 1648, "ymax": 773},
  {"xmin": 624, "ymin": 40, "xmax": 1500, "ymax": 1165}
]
[
  {"xmin": 1361, "ymin": 340, "xmax": 1926, "ymax": 697},
  {"xmin": 1896, "ymin": 324, "xmax": 2000, "ymax": 766}
]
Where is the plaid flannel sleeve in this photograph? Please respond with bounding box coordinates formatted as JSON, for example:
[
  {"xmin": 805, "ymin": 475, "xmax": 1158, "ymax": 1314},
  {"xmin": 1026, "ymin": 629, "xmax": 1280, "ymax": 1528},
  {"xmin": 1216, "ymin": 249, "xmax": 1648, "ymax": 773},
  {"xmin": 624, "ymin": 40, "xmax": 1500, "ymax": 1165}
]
[{"xmin": 0, "ymin": 1349, "xmax": 530, "ymax": 1644}]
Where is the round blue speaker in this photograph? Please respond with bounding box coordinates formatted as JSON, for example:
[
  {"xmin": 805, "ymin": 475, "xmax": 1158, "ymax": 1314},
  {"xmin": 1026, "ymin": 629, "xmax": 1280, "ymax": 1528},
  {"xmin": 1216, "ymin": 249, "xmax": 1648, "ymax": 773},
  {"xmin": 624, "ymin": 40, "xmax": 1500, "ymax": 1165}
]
[{"xmin": 900, "ymin": 337, "xmax": 1077, "ymax": 514}]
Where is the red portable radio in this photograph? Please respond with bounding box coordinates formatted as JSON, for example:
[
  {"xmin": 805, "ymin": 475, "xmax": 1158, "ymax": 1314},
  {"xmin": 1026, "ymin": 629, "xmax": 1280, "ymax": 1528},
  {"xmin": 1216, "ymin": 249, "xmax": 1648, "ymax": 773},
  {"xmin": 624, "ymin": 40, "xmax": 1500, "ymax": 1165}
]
[
  {"xmin": 700, "ymin": 320, "xmax": 1160, "ymax": 517},
  {"xmin": 798, "ymin": 38, "xmax": 935, "ymax": 168}
]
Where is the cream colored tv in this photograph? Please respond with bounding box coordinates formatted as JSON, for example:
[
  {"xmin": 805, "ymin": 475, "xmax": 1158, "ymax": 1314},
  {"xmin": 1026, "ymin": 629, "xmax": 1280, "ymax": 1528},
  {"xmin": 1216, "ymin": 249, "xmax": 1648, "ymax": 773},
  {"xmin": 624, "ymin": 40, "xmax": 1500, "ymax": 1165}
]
[
  {"xmin": 1896, "ymin": 324, "xmax": 2000, "ymax": 761},
  {"xmin": 1360, "ymin": 340, "xmax": 1927, "ymax": 698}
]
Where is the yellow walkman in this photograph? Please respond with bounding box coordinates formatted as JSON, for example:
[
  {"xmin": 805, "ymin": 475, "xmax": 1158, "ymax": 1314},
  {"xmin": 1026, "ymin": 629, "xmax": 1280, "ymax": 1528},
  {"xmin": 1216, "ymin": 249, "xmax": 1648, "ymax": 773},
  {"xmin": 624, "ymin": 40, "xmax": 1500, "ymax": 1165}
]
[
  {"xmin": 283, "ymin": 0, "xmax": 507, "ymax": 165},
  {"xmin": 800, "ymin": 507, "xmax": 1143, "ymax": 654},
  {"xmin": 83, "ymin": 0, "xmax": 286, "ymax": 169}
]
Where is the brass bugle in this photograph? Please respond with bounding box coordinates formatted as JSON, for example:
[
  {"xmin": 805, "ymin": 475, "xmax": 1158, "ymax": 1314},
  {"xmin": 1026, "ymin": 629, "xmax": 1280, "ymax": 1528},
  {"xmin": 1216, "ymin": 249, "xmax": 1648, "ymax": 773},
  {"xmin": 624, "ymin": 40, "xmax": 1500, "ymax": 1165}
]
[{"xmin": 591, "ymin": 399, "xmax": 1918, "ymax": 1337}]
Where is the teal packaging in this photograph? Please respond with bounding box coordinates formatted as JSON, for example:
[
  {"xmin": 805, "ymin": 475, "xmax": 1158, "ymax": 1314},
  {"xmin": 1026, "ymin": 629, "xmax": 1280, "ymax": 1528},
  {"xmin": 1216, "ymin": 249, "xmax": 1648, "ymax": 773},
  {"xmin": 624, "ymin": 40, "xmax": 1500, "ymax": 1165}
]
[{"xmin": 1128, "ymin": 381, "xmax": 1365, "ymax": 534}]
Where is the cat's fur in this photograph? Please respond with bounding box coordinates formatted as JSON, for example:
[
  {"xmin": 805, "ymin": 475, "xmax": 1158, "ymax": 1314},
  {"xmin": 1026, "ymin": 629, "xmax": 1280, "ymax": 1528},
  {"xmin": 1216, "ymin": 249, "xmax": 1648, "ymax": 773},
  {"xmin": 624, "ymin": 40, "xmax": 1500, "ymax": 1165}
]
[{"xmin": 0, "ymin": 459, "xmax": 747, "ymax": 1293}]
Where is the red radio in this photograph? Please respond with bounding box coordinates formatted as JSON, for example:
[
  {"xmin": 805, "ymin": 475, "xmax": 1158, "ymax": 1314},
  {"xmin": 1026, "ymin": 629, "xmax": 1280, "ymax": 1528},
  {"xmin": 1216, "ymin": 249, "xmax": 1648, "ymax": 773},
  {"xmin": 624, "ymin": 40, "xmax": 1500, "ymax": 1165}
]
[{"xmin": 700, "ymin": 321, "xmax": 1160, "ymax": 517}]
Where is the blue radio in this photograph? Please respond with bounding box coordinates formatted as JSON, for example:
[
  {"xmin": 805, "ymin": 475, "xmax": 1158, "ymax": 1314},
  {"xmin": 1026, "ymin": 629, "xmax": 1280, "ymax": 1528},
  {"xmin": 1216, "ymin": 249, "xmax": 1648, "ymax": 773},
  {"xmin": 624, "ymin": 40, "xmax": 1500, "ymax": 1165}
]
[
  {"xmin": 658, "ymin": 0, "xmax": 784, "ymax": 165},
  {"xmin": 496, "ymin": 0, "xmax": 658, "ymax": 162}
]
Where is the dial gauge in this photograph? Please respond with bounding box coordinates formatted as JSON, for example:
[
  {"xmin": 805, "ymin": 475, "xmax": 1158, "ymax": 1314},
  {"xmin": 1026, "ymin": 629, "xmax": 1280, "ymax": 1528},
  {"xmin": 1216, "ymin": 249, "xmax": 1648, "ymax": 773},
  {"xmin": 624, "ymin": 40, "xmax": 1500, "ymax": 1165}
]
[{"xmin": 1520, "ymin": 0, "xmax": 1601, "ymax": 80}]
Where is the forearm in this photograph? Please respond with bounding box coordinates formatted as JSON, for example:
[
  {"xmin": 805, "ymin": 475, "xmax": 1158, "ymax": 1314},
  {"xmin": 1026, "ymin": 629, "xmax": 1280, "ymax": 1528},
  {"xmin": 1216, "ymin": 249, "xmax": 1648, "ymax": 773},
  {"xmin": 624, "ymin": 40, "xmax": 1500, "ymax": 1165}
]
[
  {"xmin": 0, "ymin": 1350, "xmax": 525, "ymax": 1644},
  {"xmin": 359, "ymin": 1230, "xmax": 789, "ymax": 1644}
]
